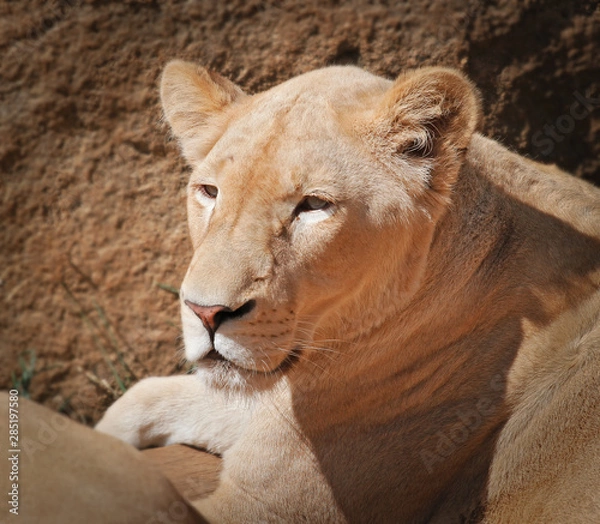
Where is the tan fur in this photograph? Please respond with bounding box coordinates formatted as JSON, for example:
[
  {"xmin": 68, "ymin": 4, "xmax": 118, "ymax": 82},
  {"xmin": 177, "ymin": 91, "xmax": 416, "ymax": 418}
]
[
  {"xmin": 96, "ymin": 62, "xmax": 600, "ymax": 522},
  {"xmin": 0, "ymin": 391, "xmax": 205, "ymax": 523}
]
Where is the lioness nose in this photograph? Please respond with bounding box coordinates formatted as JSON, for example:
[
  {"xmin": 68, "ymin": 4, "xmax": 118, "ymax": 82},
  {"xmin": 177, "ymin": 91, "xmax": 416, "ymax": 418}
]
[{"xmin": 184, "ymin": 300, "xmax": 256, "ymax": 338}]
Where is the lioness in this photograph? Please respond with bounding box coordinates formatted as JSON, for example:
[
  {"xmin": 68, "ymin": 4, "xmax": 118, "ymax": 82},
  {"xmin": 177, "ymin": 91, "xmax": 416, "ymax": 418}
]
[{"xmin": 97, "ymin": 61, "xmax": 600, "ymax": 523}]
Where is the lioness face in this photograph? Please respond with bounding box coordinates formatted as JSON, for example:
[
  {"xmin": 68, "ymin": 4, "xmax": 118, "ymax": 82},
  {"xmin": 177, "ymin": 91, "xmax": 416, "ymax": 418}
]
[{"xmin": 161, "ymin": 62, "xmax": 479, "ymax": 387}]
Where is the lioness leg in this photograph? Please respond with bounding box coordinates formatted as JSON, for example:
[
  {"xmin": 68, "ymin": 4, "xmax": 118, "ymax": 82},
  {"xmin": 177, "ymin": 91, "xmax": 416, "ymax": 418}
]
[{"xmin": 95, "ymin": 375, "xmax": 252, "ymax": 454}]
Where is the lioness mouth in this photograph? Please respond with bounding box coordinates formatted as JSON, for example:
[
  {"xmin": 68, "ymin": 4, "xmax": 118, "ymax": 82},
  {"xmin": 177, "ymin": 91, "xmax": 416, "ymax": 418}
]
[
  {"xmin": 201, "ymin": 347, "xmax": 301, "ymax": 375},
  {"xmin": 205, "ymin": 348, "xmax": 227, "ymax": 362}
]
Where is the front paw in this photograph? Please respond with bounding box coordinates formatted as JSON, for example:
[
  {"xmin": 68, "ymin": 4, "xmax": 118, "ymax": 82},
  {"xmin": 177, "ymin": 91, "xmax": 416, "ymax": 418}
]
[
  {"xmin": 95, "ymin": 396, "xmax": 144, "ymax": 448},
  {"xmin": 95, "ymin": 377, "xmax": 166, "ymax": 448}
]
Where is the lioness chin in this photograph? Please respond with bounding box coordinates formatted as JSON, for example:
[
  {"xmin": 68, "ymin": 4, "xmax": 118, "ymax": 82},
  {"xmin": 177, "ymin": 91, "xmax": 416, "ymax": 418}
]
[{"xmin": 96, "ymin": 61, "xmax": 600, "ymax": 523}]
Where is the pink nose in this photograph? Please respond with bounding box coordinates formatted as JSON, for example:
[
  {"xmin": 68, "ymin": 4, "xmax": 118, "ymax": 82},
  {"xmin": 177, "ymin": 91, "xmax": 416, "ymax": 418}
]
[{"xmin": 184, "ymin": 301, "xmax": 231, "ymax": 338}]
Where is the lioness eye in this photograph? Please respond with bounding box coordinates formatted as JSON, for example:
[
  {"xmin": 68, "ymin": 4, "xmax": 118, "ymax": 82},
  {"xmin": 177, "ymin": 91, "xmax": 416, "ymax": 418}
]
[
  {"xmin": 296, "ymin": 195, "xmax": 330, "ymax": 213},
  {"xmin": 199, "ymin": 184, "xmax": 218, "ymax": 199}
]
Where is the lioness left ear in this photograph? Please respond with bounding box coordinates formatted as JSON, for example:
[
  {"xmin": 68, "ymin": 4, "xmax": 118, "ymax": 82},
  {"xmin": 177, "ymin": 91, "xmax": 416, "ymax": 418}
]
[
  {"xmin": 160, "ymin": 60, "xmax": 246, "ymax": 162},
  {"xmin": 370, "ymin": 67, "xmax": 481, "ymax": 196}
]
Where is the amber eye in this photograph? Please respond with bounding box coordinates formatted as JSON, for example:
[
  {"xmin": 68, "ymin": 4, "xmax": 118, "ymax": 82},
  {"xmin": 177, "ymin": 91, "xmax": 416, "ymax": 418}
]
[
  {"xmin": 296, "ymin": 195, "xmax": 331, "ymax": 214},
  {"xmin": 198, "ymin": 184, "xmax": 218, "ymax": 199}
]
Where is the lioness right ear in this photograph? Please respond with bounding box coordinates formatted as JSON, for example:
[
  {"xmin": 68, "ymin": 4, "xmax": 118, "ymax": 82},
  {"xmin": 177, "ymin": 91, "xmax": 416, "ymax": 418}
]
[{"xmin": 160, "ymin": 60, "xmax": 246, "ymax": 162}]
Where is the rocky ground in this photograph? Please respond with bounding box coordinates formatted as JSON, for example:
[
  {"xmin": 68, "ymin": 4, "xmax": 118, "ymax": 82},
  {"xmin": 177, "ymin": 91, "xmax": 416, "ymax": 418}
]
[{"xmin": 1, "ymin": 0, "xmax": 598, "ymax": 423}]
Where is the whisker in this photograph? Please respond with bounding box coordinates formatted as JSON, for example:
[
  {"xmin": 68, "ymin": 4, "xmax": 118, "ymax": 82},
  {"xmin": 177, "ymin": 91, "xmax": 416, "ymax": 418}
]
[{"xmin": 268, "ymin": 344, "xmax": 342, "ymax": 383}]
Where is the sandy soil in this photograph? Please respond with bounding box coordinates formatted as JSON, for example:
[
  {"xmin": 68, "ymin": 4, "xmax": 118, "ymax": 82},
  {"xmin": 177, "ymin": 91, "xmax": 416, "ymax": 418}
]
[{"xmin": 1, "ymin": 0, "xmax": 598, "ymax": 423}]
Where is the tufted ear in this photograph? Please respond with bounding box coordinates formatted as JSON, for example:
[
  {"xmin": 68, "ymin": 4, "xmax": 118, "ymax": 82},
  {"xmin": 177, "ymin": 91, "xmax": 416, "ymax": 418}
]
[
  {"xmin": 368, "ymin": 67, "xmax": 481, "ymax": 200},
  {"xmin": 160, "ymin": 60, "xmax": 246, "ymax": 162}
]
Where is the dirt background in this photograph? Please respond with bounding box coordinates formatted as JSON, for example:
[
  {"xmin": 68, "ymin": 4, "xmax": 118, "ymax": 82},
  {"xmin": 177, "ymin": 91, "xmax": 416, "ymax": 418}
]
[{"xmin": 1, "ymin": 0, "xmax": 599, "ymax": 424}]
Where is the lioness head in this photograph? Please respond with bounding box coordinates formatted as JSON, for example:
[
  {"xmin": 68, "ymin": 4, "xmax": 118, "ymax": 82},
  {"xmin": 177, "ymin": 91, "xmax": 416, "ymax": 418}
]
[{"xmin": 161, "ymin": 61, "xmax": 480, "ymax": 388}]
